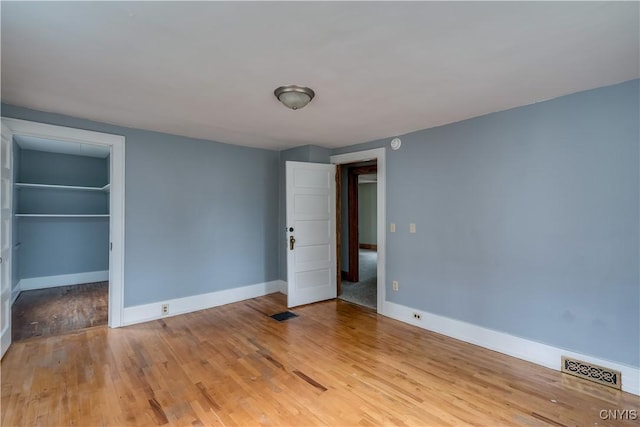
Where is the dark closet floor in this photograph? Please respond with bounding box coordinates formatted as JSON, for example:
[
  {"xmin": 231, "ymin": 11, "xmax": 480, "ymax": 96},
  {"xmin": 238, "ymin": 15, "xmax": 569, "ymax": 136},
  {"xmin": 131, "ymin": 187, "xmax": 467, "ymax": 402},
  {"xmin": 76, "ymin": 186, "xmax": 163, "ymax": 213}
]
[{"xmin": 12, "ymin": 281, "xmax": 108, "ymax": 342}]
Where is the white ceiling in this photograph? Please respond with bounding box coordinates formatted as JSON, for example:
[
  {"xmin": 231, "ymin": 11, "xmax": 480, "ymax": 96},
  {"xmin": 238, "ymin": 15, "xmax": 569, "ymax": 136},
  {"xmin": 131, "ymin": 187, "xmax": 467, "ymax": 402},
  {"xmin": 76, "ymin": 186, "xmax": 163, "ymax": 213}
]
[{"xmin": 1, "ymin": 2, "xmax": 638, "ymax": 151}]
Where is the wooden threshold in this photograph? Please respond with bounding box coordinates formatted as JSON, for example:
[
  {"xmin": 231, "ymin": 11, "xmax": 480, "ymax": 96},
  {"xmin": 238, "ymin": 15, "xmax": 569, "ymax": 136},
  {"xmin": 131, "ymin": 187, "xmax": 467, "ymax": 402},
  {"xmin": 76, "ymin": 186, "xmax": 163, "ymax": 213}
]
[{"xmin": 359, "ymin": 243, "xmax": 377, "ymax": 250}]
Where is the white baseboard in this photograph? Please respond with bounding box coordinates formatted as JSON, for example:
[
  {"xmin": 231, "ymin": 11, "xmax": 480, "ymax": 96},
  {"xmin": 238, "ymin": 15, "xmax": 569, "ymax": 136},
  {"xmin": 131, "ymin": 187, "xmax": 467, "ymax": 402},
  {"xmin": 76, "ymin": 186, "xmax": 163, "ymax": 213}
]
[
  {"xmin": 278, "ymin": 280, "xmax": 287, "ymax": 295},
  {"xmin": 11, "ymin": 284, "xmax": 21, "ymax": 305},
  {"xmin": 0, "ymin": 326, "xmax": 10, "ymax": 359},
  {"xmin": 123, "ymin": 280, "xmax": 286, "ymax": 326},
  {"xmin": 383, "ymin": 301, "xmax": 639, "ymax": 396},
  {"xmin": 18, "ymin": 270, "xmax": 109, "ymax": 291}
]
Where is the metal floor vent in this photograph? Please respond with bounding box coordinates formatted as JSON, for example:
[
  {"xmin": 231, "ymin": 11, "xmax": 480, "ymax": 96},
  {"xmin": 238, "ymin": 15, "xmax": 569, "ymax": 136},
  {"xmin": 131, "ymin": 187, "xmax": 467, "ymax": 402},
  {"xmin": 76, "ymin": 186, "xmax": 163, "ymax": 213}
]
[
  {"xmin": 561, "ymin": 356, "xmax": 621, "ymax": 390},
  {"xmin": 270, "ymin": 311, "xmax": 298, "ymax": 322}
]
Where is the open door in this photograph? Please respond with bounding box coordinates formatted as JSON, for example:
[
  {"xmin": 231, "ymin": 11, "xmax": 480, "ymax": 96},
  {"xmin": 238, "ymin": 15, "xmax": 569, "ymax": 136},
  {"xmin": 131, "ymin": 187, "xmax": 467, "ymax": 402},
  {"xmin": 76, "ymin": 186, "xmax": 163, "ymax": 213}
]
[
  {"xmin": 0, "ymin": 123, "xmax": 13, "ymax": 357},
  {"xmin": 286, "ymin": 161, "xmax": 336, "ymax": 307}
]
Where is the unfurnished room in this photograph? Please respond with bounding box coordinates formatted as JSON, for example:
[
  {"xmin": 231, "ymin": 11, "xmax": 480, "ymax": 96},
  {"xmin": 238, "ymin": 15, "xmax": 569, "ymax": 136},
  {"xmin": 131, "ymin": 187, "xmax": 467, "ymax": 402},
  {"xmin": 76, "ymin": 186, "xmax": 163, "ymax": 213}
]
[{"xmin": 0, "ymin": 1, "xmax": 639, "ymax": 426}]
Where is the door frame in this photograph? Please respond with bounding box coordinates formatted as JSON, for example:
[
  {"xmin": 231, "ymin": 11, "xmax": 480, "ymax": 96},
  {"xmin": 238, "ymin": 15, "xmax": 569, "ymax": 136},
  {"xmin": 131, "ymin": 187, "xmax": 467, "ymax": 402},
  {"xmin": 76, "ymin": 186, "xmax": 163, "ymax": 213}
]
[
  {"xmin": 1, "ymin": 118, "xmax": 126, "ymax": 328},
  {"xmin": 1, "ymin": 123, "xmax": 14, "ymax": 357},
  {"xmin": 330, "ymin": 148, "xmax": 385, "ymax": 314}
]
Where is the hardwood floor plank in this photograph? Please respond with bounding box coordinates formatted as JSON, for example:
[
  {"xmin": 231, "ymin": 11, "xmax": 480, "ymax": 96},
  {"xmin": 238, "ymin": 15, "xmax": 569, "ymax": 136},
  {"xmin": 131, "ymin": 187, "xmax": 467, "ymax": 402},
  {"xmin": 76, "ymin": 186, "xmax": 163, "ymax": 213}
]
[
  {"xmin": 2, "ymin": 293, "xmax": 638, "ymax": 426},
  {"xmin": 292, "ymin": 370, "xmax": 328, "ymax": 392}
]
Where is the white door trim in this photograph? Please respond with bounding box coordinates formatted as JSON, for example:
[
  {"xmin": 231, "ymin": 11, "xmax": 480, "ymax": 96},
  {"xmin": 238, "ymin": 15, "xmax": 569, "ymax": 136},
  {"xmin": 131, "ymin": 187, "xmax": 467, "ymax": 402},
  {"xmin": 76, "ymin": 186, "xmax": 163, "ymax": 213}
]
[
  {"xmin": 1, "ymin": 123, "xmax": 14, "ymax": 358},
  {"xmin": 330, "ymin": 148, "xmax": 386, "ymax": 314},
  {"xmin": 1, "ymin": 117, "xmax": 125, "ymax": 328}
]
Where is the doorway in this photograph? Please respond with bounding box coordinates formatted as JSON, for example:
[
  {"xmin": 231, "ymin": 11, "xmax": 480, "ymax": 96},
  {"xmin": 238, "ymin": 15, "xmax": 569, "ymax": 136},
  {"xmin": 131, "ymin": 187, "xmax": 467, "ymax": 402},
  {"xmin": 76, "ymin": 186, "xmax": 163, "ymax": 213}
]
[
  {"xmin": 1, "ymin": 118, "xmax": 125, "ymax": 356},
  {"xmin": 11, "ymin": 139, "xmax": 111, "ymax": 340},
  {"xmin": 330, "ymin": 148, "xmax": 386, "ymax": 314},
  {"xmin": 338, "ymin": 162, "xmax": 378, "ymax": 309}
]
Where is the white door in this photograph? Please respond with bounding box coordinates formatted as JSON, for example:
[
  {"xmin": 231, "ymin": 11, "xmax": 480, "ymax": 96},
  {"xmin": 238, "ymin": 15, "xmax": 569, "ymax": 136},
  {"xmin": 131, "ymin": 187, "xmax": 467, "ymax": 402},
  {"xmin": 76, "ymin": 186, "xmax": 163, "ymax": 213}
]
[
  {"xmin": 286, "ymin": 161, "xmax": 336, "ymax": 307},
  {"xmin": 0, "ymin": 123, "xmax": 13, "ymax": 358}
]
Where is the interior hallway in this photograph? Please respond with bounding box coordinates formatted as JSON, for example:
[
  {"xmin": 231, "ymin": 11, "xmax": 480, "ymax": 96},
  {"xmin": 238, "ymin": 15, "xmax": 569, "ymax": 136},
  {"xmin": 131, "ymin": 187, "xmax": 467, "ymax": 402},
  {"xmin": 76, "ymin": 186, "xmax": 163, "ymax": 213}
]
[{"xmin": 339, "ymin": 249, "xmax": 377, "ymax": 309}]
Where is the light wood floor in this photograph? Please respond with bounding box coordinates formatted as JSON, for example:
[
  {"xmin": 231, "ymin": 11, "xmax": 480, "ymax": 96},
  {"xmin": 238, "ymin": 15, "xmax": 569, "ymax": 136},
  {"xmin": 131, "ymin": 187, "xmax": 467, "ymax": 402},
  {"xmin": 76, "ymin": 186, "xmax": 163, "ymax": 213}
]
[{"xmin": 1, "ymin": 293, "xmax": 638, "ymax": 426}]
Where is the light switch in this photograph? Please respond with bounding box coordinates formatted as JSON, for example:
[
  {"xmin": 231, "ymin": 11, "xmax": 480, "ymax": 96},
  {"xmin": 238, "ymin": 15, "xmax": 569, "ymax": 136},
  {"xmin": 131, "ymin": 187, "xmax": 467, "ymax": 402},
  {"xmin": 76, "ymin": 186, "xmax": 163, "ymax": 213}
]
[
  {"xmin": 410, "ymin": 223, "xmax": 416, "ymax": 233},
  {"xmin": 390, "ymin": 223, "xmax": 396, "ymax": 233}
]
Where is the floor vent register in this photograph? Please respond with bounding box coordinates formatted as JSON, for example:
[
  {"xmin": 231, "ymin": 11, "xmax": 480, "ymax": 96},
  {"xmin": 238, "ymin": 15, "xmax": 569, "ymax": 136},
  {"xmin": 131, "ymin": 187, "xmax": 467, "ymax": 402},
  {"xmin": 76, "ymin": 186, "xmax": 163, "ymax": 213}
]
[
  {"xmin": 561, "ymin": 356, "xmax": 621, "ymax": 390},
  {"xmin": 270, "ymin": 311, "xmax": 298, "ymax": 322}
]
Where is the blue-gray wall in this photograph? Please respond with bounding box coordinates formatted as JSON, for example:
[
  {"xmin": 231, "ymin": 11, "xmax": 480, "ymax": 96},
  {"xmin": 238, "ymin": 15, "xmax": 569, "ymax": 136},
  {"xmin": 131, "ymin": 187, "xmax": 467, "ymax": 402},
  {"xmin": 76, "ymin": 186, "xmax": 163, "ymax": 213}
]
[
  {"xmin": 358, "ymin": 183, "xmax": 377, "ymax": 245},
  {"xmin": 19, "ymin": 149, "xmax": 108, "ymax": 187},
  {"xmin": 2, "ymin": 104, "xmax": 280, "ymax": 307},
  {"xmin": 334, "ymin": 79, "xmax": 640, "ymax": 367},
  {"xmin": 19, "ymin": 218, "xmax": 109, "ymax": 278},
  {"xmin": 16, "ymin": 150, "xmax": 109, "ymax": 279}
]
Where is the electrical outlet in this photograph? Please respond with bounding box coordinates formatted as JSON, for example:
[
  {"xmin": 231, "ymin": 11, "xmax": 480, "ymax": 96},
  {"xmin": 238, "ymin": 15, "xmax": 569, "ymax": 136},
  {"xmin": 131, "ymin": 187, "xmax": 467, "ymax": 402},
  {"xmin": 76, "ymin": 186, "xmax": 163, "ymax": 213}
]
[
  {"xmin": 410, "ymin": 223, "xmax": 416, "ymax": 233},
  {"xmin": 413, "ymin": 312, "xmax": 422, "ymax": 320},
  {"xmin": 392, "ymin": 281, "xmax": 399, "ymax": 291},
  {"xmin": 161, "ymin": 304, "xmax": 169, "ymax": 315},
  {"xmin": 390, "ymin": 223, "xmax": 396, "ymax": 233}
]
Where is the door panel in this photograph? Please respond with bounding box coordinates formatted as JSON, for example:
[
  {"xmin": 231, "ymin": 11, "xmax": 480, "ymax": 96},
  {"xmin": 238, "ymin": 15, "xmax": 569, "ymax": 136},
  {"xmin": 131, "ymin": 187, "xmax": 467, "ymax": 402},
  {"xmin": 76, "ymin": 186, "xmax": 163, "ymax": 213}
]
[
  {"xmin": 295, "ymin": 245, "xmax": 330, "ymax": 264},
  {"xmin": 293, "ymin": 168, "xmax": 331, "ymax": 189},
  {"xmin": 286, "ymin": 161, "xmax": 336, "ymax": 307},
  {"xmin": 0, "ymin": 123, "xmax": 13, "ymax": 358},
  {"xmin": 295, "ymin": 220, "xmax": 330, "ymax": 245},
  {"xmin": 294, "ymin": 194, "xmax": 330, "ymax": 215},
  {"xmin": 295, "ymin": 269, "xmax": 331, "ymax": 289}
]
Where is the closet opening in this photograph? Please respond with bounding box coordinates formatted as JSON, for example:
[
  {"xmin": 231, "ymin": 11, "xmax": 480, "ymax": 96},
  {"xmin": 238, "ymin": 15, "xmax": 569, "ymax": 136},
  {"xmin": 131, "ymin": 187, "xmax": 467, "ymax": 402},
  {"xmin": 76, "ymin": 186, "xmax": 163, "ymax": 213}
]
[{"xmin": 11, "ymin": 136, "xmax": 111, "ymax": 341}]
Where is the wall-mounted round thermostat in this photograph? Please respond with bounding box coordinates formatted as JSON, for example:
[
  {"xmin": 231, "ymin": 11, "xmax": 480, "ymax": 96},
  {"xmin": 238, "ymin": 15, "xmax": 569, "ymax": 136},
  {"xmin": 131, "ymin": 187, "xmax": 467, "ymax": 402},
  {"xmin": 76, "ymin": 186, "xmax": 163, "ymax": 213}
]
[{"xmin": 390, "ymin": 137, "xmax": 402, "ymax": 150}]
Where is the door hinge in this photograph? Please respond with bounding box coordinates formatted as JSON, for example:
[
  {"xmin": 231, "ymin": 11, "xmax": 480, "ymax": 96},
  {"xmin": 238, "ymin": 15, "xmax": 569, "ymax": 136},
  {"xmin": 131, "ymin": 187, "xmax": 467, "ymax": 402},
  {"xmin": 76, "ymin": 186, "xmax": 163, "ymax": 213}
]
[{"xmin": 110, "ymin": 242, "xmax": 113, "ymax": 251}]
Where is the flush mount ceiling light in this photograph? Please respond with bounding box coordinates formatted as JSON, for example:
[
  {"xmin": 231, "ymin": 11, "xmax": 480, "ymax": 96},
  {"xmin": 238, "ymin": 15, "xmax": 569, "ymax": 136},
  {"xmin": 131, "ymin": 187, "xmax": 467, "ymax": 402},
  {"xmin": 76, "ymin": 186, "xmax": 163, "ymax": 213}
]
[{"xmin": 274, "ymin": 85, "xmax": 315, "ymax": 110}]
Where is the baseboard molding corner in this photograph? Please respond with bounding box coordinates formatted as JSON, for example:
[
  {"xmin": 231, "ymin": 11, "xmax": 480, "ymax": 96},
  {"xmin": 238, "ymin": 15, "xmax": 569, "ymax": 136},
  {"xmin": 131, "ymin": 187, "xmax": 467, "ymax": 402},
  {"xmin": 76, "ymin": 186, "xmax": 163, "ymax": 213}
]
[
  {"xmin": 0, "ymin": 326, "xmax": 11, "ymax": 359},
  {"xmin": 382, "ymin": 300, "xmax": 639, "ymax": 396},
  {"xmin": 18, "ymin": 270, "xmax": 109, "ymax": 291},
  {"xmin": 277, "ymin": 280, "xmax": 287, "ymax": 295},
  {"xmin": 10, "ymin": 284, "xmax": 21, "ymax": 306},
  {"xmin": 123, "ymin": 279, "xmax": 284, "ymax": 326}
]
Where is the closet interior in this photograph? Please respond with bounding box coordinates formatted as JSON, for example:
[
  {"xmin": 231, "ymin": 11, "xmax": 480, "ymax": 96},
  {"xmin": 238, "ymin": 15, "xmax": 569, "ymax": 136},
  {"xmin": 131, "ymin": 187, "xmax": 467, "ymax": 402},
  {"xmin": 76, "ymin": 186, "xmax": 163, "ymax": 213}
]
[{"xmin": 11, "ymin": 136, "xmax": 110, "ymax": 340}]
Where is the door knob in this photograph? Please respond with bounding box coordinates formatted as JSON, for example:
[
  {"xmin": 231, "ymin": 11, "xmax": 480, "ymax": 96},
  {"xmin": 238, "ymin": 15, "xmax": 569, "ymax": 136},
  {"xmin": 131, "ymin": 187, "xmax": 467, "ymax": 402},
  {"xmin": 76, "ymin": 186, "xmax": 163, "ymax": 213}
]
[{"xmin": 289, "ymin": 235, "xmax": 296, "ymax": 250}]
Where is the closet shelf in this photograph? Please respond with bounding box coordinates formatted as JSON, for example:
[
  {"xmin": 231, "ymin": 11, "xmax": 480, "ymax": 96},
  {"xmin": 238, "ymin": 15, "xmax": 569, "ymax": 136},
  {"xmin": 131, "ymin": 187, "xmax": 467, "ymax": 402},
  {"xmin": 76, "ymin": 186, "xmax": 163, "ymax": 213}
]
[
  {"xmin": 16, "ymin": 183, "xmax": 110, "ymax": 192},
  {"xmin": 15, "ymin": 214, "xmax": 110, "ymax": 218}
]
